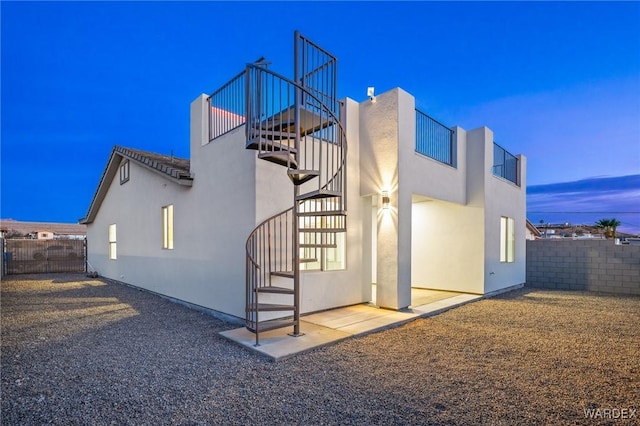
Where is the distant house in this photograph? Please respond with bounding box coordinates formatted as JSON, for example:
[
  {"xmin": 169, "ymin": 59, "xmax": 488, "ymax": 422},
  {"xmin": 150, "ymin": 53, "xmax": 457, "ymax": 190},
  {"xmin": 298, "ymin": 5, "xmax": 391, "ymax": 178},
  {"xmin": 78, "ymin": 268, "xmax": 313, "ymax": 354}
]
[
  {"xmin": 0, "ymin": 219, "xmax": 86, "ymax": 240},
  {"xmin": 536, "ymin": 223, "xmax": 607, "ymax": 240},
  {"xmin": 35, "ymin": 230, "xmax": 54, "ymax": 240},
  {"xmin": 81, "ymin": 32, "xmax": 527, "ymax": 340},
  {"xmin": 526, "ymin": 220, "xmax": 541, "ymax": 240}
]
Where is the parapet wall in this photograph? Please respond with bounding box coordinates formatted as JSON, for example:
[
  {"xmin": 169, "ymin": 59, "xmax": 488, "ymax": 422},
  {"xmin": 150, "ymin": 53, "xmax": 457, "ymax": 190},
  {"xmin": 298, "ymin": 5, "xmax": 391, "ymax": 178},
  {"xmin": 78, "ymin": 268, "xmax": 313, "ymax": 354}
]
[{"xmin": 526, "ymin": 239, "xmax": 640, "ymax": 295}]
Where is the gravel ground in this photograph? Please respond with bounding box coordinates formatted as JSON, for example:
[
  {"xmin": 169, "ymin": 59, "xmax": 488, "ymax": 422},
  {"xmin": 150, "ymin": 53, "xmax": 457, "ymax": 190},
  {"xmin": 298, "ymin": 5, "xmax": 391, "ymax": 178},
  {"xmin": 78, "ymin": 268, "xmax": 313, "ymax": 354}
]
[{"xmin": 2, "ymin": 274, "xmax": 638, "ymax": 425}]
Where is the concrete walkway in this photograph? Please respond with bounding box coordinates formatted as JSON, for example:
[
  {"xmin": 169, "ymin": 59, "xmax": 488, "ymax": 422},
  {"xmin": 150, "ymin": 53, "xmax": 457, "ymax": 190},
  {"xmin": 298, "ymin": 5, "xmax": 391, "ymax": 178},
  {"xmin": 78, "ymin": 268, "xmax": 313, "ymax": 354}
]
[{"xmin": 220, "ymin": 292, "xmax": 481, "ymax": 361}]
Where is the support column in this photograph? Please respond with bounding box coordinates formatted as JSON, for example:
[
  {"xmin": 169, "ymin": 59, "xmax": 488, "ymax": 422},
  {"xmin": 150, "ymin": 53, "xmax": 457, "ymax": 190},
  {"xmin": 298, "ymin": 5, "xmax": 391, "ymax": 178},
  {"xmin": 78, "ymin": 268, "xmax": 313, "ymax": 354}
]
[{"xmin": 375, "ymin": 189, "xmax": 411, "ymax": 310}]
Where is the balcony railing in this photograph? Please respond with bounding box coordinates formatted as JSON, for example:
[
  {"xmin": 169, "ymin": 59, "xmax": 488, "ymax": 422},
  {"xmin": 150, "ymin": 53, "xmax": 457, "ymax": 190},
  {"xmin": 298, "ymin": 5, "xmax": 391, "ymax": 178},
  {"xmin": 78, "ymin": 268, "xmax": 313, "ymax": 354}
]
[
  {"xmin": 208, "ymin": 70, "xmax": 246, "ymax": 141},
  {"xmin": 493, "ymin": 142, "xmax": 519, "ymax": 185},
  {"xmin": 415, "ymin": 109, "xmax": 455, "ymax": 167}
]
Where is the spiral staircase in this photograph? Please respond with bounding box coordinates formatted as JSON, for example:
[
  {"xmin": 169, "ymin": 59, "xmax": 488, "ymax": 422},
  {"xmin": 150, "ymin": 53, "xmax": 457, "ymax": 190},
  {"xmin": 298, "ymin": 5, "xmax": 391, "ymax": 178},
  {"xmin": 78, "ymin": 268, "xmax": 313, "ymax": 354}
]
[{"xmin": 244, "ymin": 32, "xmax": 347, "ymax": 346}]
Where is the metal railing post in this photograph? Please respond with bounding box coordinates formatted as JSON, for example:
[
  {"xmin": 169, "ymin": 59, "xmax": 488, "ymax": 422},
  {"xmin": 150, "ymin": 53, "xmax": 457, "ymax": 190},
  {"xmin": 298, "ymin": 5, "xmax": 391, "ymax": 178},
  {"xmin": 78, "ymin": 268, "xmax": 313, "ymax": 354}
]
[{"xmin": 292, "ymin": 30, "xmax": 302, "ymax": 336}]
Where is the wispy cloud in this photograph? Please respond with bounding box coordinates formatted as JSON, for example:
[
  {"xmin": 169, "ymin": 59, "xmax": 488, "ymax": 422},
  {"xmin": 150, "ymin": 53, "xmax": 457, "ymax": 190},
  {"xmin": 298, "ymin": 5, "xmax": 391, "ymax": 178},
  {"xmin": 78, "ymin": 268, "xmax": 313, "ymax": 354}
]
[
  {"xmin": 449, "ymin": 76, "xmax": 640, "ymax": 186},
  {"xmin": 527, "ymin": 175, "xmax": 640, "ymax": 234}
]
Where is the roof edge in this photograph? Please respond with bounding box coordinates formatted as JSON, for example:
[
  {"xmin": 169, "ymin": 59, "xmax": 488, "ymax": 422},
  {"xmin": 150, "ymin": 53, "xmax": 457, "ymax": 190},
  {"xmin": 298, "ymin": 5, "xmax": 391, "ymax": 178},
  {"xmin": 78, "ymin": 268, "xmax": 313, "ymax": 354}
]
[{"xmin": 82, "ymin": 146, "xmax": 192, "ymax": 224}]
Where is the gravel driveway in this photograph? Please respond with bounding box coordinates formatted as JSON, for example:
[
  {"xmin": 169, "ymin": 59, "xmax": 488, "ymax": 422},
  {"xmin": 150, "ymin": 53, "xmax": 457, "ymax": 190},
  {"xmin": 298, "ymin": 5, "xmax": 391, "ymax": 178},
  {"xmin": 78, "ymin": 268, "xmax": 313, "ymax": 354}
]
[{"xmin": 2, "ymin": 274, "xmax": 638, "ymax": 425}]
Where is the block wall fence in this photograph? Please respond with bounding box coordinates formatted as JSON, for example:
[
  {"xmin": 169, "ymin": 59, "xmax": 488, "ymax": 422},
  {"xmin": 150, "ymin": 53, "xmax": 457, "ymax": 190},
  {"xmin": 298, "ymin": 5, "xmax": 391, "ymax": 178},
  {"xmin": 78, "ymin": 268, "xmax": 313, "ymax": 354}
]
[{"xmin": 526, "ymin": 239, "xmax": 640, "ymax": 296}]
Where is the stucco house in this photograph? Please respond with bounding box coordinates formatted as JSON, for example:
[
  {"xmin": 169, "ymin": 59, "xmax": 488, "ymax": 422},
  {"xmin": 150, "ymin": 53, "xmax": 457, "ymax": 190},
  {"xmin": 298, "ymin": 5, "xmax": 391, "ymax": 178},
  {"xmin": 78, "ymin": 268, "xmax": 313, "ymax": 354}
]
[
  {"xmin": 0, "ymin": 219, "xmax": 86, "ymax": 240},
  {"xmin": 526, "ymin": 219, "xmax": 542, "ymax": 240},
  {"xmin": 82, "ymin": 32, "xmax": 526, "ymax": 342}
]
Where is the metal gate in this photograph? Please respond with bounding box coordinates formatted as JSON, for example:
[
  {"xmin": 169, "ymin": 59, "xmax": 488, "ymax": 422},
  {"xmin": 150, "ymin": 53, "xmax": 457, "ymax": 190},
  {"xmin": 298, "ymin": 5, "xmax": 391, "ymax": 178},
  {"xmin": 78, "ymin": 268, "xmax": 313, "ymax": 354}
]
[{"xmin": 3, "ymin": 239, "xmax": 86, "ymax": 274}]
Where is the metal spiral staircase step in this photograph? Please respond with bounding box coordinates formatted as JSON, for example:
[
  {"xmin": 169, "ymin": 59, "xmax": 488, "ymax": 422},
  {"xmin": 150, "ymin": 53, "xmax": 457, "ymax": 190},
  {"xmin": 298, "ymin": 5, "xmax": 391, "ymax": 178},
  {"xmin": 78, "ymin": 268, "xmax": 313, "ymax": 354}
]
[
  {"xmin": 247, "ymin": 303, "xmax": 295, "ymax": 312},
  {"xmin": 288, "ymin": 169, "xmax": 320, "ymax": 185},
  {"xmin": 243, "ymin": 42, "xmax": 345, "ymax": 345},
  {"xmin": 297, "ymin": 210, "xmax": 346, "ymax": 217},
  {"xmin": 259, "ymin": 105, "xmax": 336, "ymax": 137},
  {"xmin": 248, "ymin": 129, "xmax": 296, "ymax": 141},
  {"xmin": 299, "ymin": 227, "xmax": 346, "ymax": 233},
  {"xmin": 256, "ymin": 286, "xmax": 294, "ymax": 294},
  {"xmin": 271, "ymin": 271, "xmax": 294, "ymax": 278},
  {"xmin": 258, "ymin": 152, "xmax": 298, "ymax": 169},
  {"xmin": 246, "ymin": 319, "xmax": 298, "ymax": 334},
  {"xmin": 296, "ymin": 189, "xmax": 342, "ymax": 201},
  {"xmin": 299, "ymin": 243, "xmax": 338, "ymax": 248},
  {"xmin": 246, "ymin": 138, "xmax": 297, "ymax": 153}
]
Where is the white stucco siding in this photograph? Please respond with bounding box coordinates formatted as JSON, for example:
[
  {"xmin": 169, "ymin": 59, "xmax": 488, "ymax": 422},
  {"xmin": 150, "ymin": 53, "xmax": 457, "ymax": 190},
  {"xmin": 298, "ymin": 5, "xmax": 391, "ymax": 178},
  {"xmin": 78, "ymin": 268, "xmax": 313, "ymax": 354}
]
[
  {"xmin": 359, "ymin": 89, "xmax": 399, "ymax": 198},
  {"xmin": 358, "ymin": 88, "xmax": 474, "ymax": 309},
  {"xmin": 88, "ymin": 96, "xmax": 259, "ymax": 319},
  {"xmin": 184, "ymin": 122, "xmax": 258, "ymax": 317},
  {"xmin": 358, "ymin": 89, "xmax": 404, "ymax": 309},
  {"xmin": 467, "ymin": 127, "xmax": 526, "ymax": 294},
  {"xmin": 87, "ymin": 83, "xmax": 528, "ymax": 318},
  {"xmin": 465, "ymin": 127, "xmax": 490, "ymax": 208},
  {"xmin": 411, "ymin": 199, "xmax": 485, "ymax": 294},
  {"xmin": 188, "ymin": 97, "xmax": 260, "ymax": 317},
  {"xmin": 87, "ymin": 158, "xmax": 191, "ymax": 298},
  {"xmin": 483, "ymin": 154, "xmax": 527, "ymax": 294},
  {"xmin": 254, "ymin": 157, "xmax": 292, "ymax": 223},
  {"xmin": 402, "ymin": 127, "xmax": 467, "ymax": 206},
  {"xmin": 300, "ymin": 98, "xmax": 366, "ymax": 313},
  {"xmin": 466, "ymin": 126, "xmax": 527, "ymax": 294}
]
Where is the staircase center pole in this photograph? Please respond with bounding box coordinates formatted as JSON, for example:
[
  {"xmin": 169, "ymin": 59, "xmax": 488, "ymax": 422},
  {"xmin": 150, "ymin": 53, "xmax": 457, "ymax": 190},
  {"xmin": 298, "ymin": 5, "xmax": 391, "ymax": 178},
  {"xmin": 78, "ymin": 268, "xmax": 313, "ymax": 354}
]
[{"xmin": 292, "ymin": 30, "xmax": 302, "ymax": 337}]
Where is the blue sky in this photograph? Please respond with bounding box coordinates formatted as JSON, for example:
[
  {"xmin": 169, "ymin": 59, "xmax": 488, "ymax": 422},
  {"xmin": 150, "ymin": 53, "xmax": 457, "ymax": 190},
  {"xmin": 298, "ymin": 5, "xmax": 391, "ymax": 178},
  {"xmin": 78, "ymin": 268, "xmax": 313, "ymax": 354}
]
[{"xmin": 2, "ymin": 2, "xmax": 639, "ymax": 232}]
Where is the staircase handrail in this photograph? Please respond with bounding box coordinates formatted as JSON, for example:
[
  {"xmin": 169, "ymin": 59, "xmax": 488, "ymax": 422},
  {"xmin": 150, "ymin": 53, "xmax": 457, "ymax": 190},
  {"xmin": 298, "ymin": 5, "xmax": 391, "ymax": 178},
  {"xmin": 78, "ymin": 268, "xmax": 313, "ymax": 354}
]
[
  {"xmin": 245, "ymin": 62, "xmax": 347, "ymax": 339},
  {"xmin": 245, "ymin": 64, "xmax": 347, "ymax": 150},
  {"xmin": 245, "ymin": 206, "xmax": 293, "ymax": 262}
]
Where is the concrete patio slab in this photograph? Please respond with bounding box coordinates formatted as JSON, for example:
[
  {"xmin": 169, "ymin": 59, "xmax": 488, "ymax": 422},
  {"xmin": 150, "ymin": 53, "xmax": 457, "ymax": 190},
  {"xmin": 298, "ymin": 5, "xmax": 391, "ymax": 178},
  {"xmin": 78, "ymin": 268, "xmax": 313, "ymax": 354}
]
[
  {"xmin": 219, "ymin": 321, "xmax": 352, "ymax": 361},
  {"xmin": 413, "ymin": 294, "xmax": 482, "ymax": 315},
  {"xmin": 220, "ymin": 292, "xmax": 483, "ymax": 361}
]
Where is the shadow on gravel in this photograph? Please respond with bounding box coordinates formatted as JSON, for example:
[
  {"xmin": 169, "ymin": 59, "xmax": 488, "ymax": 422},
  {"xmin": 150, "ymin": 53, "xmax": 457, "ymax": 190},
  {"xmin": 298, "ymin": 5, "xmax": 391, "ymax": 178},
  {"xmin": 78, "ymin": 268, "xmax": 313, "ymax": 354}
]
[
  {"xmin": 3, "ymin": 274, "xmax": 639, "ymax": 425},
  {"xmin": 2, "ymin": 274, "xmax": 237, "ymax": 344},
  {"xmin": 1, "ymin": 273, "xmax": 266, "ymax": 425},
  {"xmin": 2, "ymin": 273, "xmax": 93, "ymax": 284}
]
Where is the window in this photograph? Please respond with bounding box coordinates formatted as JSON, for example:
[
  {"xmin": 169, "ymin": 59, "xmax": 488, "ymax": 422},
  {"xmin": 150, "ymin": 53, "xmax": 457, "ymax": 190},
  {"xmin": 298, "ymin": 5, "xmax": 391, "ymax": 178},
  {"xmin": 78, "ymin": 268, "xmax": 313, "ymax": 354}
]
[
  {"xmin": 324, "ymin": 231, "xmax": 346, "ymax": 271},
  {"xmin": 108, "ymin": 224, "xmax": 117, "ymax": 260},
  {"xmin": 500, "ymin": 217, "xmax": 515, "ymax": 263},
  {"xmin": 299, "ymin": 216, "xmax": 346, "ymax": 271},
  {"xmin": 120, "ymin": 160, "xmax": 130, "ymax": 184},
  {"xmin": 162, "ymin": 205, "xmax": 174, "ymax": 249}
]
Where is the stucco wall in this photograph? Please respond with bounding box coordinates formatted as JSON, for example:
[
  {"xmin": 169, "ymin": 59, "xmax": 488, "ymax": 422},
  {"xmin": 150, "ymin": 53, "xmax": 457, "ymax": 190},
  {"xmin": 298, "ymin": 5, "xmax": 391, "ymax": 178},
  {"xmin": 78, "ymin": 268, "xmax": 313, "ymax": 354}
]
[
  {"xmin": 358, "ymin": 88, "xmax": 527, "ymax": 304},
  {"xmin": 466, "ymin": 127, "xmax": 527, "ymax": 294},
  {"xmin": 526, "ymin": 240, "xmax": 640, "ymax": 295},
  {"xmin": 359, "ymin": 89, "xmax": 402, "ymax": 309},
  {"xmin": 359, "ymin": 88, "xmax": 471, "ymax": 308},
  {"xmin": 88, "ymin": 95, "xmax": 259, "ymax": 318},
  {"xmin": 411, "ymin": 199, "xmax": 484, "ymax": 293},
  {"xmin": 298, "ymin": 98, "xmax": 366, "ymax": 313},
  {"xmin": 88, "ymin": 94, "xmax": 367, "ymax": 319}
]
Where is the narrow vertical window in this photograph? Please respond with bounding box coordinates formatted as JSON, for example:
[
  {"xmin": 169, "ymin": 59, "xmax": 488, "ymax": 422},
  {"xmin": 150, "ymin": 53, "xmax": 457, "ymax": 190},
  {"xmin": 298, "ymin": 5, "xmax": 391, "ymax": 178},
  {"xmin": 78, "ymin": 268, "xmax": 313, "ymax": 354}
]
[
  {"xmin": 500, "ymin": 217, "xmax": 515, "ymax": 263},
  {"xmin": 120, "ymin": 160, "xmax": 130, "ymax": 184},
  {"xmin": 298, "ymin": 203, "xmax": 346, "ymax": 272},
  {"xmin": 324, "ymin": 231, "xmax": 346, "ymax": 271},
  {"xmin": 507, "ymin": 217, "xmax": 515, "ymax": 262},
  {"xmin": 108, "ymin": 224, "xmax": 117, "ymax": 260},
  {"xmin": 162, "ymin": 205, "xmax": 174, "ymax": 249}
]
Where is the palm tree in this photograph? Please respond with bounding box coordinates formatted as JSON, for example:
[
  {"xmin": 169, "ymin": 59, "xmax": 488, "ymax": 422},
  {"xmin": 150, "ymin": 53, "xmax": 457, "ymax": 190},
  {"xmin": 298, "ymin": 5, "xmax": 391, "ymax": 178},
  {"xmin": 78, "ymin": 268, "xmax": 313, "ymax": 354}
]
[{"xmin": 595, "ymin": 218, "xmax": 621, "ymax": 239}]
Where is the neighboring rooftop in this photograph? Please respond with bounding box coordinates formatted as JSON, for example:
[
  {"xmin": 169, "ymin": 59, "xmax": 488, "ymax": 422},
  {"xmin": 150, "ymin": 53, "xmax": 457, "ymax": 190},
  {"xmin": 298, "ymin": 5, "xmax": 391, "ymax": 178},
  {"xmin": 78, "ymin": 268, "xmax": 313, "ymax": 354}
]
[{"xmin": 0, "ymin": 219, "xmax": 86, "ymax": 237}]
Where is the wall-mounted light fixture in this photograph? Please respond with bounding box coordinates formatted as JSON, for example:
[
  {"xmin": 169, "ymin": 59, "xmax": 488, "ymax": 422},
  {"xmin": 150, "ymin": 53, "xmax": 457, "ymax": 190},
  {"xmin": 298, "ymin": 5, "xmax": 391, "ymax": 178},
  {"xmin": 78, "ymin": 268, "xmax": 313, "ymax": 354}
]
[
  {"xmin": 367, "ymin": 87, "xmax": 376, "ymax": 103},
  {"xmin": 381, "ymin": 190, "xmax": 390, "ymax": 210}
]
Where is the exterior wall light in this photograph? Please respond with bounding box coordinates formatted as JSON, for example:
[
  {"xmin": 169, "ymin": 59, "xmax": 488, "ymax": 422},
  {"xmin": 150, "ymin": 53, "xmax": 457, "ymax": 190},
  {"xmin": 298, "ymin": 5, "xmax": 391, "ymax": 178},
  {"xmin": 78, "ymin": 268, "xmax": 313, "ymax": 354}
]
[
  {"xmin": 367, "ymin": 87, "xmax": 376, "ymax": 103},
  {"xmin": 382, "ymin": 191, "xmax": 390, "ymax": 210}
]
